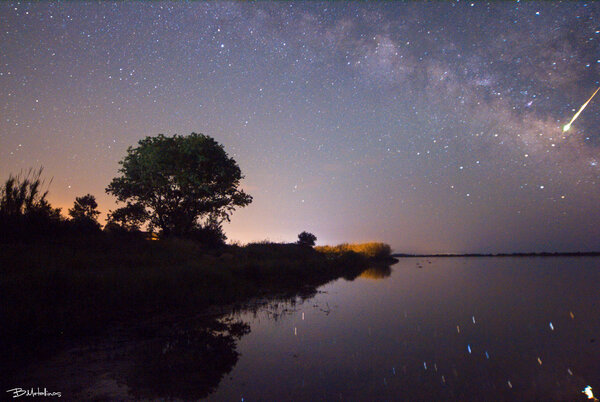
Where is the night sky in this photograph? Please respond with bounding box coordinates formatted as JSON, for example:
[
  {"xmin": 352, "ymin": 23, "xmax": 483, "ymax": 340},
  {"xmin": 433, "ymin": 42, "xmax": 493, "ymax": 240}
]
[{"xmin": 2, "ymin": 2, "xmax": 599, "ymax": 253}]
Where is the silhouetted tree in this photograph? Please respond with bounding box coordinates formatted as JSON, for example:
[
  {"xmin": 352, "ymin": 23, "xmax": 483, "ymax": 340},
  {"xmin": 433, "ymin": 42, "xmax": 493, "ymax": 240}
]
[
  {"xmin": 297, "ymin": 231, "xmax": 317, "ymax": 247},
  {"xmin": 69, "ymin": 194, "xmax": 100, "ymax": 222},
  {"xmin": 68, "ymin": 194, "xmax": 101, "ymax": 231},
  {"xmin": 106, "ymin": 133, "xmax": 252, "ymax": 238},
  {"xmin": 106, "ymin": 202, "xmax": 148, "ymax": 232}
]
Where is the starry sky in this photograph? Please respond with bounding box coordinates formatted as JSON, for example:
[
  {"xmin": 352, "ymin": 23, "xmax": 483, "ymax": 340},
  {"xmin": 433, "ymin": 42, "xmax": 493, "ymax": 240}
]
[{"xmin": 1, "ymin": 2, "xmax": 600, "ymax": 253}]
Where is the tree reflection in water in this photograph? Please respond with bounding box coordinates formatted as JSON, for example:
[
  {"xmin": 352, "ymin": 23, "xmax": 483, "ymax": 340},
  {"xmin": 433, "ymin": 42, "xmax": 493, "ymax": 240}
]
[
  {"xmin": 5, "ymin": 261, "xmax": 397, "ymax": 400},
  {"xmin": 128, "ymin": 317, "xmax": 250, "ymax": 400},
  {"xmin": 125, "ymin": 262, "xmax": 395, "ymax": 399}
]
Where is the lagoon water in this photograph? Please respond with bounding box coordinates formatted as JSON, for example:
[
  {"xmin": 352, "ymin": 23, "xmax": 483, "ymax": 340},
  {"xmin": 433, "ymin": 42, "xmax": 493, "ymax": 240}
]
[
  {"xmin": 14, "ymin": 257, "xmax": 600, "ymax": 400},
  {"xmin": 208, "ymin": 257, "xmax": 600, "ymax": 401}
]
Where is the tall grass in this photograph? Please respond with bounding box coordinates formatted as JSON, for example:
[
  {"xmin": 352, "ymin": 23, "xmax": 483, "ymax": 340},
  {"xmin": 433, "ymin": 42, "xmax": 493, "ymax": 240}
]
[
  {"xmin": 0, "ymin": 168, "xmax": 66, "ymax": 242},
  {"xmin": 315, "ymin": 242, "xmax": 392, "ymax": 259},
  {"xmin": 0, "ymin": 167, "xmax": 51, "ymax": 217}
]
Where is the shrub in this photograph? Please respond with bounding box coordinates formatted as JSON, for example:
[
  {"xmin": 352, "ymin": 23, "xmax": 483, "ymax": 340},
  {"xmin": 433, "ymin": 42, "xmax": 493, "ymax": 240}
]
[
  {"xmin": 0, "ymin": 167, "xmax": 57, "ymax": 218},
  {"xmin": 187, "ymin": 224, "xmax": 227, "ymax": 248},
  {"xmin": 0, "ymin": 168, "xmax": 64, "ymax": 241}
]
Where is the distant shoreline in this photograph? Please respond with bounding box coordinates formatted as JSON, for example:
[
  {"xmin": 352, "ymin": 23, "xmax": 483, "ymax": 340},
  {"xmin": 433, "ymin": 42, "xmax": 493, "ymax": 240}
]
[{"xmin": 393, "ymin": 251, "xmax": 600, "ymax": 258}]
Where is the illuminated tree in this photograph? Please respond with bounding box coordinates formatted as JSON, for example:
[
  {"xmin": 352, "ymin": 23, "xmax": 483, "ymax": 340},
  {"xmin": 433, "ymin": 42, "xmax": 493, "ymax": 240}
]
[{"xmin": 106, "ymin": 133, "xmax": 252, "ymax": 237}]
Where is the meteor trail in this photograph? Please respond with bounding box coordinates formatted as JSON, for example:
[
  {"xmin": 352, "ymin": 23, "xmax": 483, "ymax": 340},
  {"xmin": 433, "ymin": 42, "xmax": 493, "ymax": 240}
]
[{"xmin": 563, "ymin": 86, "xmax": 600, "ymax": 132}]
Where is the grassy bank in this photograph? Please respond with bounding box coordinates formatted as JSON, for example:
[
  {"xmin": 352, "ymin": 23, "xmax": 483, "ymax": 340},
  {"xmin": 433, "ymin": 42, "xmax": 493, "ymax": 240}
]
[
  {"xmin": 1, "ymin": 235, "xmax": 394, "ymax": 375},
  {"xmin": 316, "ymin": 242, "xmax": 392, "ymax": 259}
]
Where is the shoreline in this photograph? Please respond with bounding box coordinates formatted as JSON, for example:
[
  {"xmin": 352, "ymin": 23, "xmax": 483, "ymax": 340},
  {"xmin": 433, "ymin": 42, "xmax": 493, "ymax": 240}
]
[
  {"xmin": 393, "ymin": 251, "xmax": 600, "ymax": 258},
  {"xmin": 1, "ymin": 235, "xmax": 395, "ymax": 394}
]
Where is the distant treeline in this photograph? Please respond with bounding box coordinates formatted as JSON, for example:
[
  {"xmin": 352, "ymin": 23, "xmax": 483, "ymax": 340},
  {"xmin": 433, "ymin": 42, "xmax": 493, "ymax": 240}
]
[{"xmin": 393, "ymin": 252, "xmax": 600, "ymax": 257}]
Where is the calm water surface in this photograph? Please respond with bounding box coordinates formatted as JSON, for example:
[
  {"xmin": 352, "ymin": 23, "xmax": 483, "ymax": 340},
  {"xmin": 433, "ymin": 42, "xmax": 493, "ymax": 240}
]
[
  {"xmin": 208, "ymin": 257, "xmax": 600, "ymax": 401},
  {"xmin": 13, "ymin": 257, "xmax": 600, "ymax": 400}
]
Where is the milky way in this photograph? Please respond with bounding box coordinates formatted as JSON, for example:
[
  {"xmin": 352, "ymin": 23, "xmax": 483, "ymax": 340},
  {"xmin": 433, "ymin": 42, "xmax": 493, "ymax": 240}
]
[{"xmin": 1, "ymin": 2, "xmax": 599, "ymax": 253}]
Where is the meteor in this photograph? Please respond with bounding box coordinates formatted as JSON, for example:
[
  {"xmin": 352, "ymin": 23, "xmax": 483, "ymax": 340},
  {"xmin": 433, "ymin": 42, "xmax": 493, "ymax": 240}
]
[{"xmin": 563, "ymin": 86, "xmax": 600, "ymax": 132}]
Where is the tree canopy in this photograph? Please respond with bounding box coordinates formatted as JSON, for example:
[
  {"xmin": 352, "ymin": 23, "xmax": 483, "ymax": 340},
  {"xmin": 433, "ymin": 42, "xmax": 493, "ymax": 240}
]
[
  {"xmin": 297, "ymin": 231, "xmax": 317, "ymax": 247},
  {"xmin": 106, "ymin": 133, "xmax": 252, "ymax": 237},
  {"xmin": 69, "ymin": 194, "xmax": 100, "ymax": 221},
  {"xmin": 68, "ymin": 193, "xmax": 101, "ymax": 231},
  {"xmin": 105, "ymin": 202, "xmax": 148, "ymax": 232}
]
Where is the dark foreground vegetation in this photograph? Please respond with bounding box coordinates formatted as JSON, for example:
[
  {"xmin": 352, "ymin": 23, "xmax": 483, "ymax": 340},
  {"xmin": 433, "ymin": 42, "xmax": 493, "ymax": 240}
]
[
  {"xmin": 0, "ymin": 136, "xmax": 396, "ymax": 397},
  {"xmin": 0, "ymin": 233, "xmax": 395, "ymax": 389}
]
